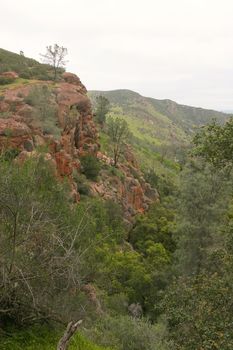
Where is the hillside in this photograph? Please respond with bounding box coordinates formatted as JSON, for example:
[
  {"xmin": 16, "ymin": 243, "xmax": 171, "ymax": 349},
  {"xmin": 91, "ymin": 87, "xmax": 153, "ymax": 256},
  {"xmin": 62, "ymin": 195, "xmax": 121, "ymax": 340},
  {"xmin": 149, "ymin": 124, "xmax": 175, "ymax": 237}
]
[
  {"xmin": 0, "ymin": 48, "xmax": 233, "ymax": 350},
  {"xmin": 89, "ymin": 89, "xmax": 229, "ymax": 134},
  {"xmin": 89, "ymin": 90, "xmax": 230, "ymax": 173},
  {"xmin": 0, "ymin": 50, "xmax": 166, "ymax": 349},
  {"xmin": 0, "ymin": 48, "xmax": 64, "ymax": 80}
]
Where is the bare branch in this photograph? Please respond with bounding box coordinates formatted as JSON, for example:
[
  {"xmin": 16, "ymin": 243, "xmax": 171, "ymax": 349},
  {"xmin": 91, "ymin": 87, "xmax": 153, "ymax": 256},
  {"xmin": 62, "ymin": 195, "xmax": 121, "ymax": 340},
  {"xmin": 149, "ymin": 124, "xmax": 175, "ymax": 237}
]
[{"xmin": 57, "ymin": 320, "xmax": 83, "ymax": 350}]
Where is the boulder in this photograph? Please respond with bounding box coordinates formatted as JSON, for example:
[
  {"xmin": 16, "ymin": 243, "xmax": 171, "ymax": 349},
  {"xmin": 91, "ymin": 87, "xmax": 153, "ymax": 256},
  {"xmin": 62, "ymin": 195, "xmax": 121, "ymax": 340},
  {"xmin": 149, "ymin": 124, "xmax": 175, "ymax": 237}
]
[
  {"xmin": 62, "ymin": 72, "xmax": 87, "ymax": 92},
  {"xmin": 0, "ymin": 71, "xmax": 19, "ymax": 79}
]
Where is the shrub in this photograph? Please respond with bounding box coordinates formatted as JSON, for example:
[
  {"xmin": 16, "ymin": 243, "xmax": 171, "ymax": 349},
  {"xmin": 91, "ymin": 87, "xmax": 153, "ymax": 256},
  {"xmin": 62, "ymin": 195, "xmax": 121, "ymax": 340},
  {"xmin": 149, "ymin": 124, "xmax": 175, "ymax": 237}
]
[
  {"xmin": 0, "ymin": 76, "xmax": 15, "ymax": 85},
  {"xmin": 0, "ymin": 158, "xmax": 99, "ymax": 326},
  {"xmin": 80, "ymin": 155, "xmax": 101, "ymax": 180},
  {"xmin": 24, "ymin": 85, "xmax": 60, "ymax": 137},
  {"xmin": 86, "ymin": 315, "xmax": 171, "ymax": 350},
  {"xmin": 108, "ymin": 166, "xmax": 125, "ymax": 181},
  {"xmin": 74, "ymin": 172, "xmax": 90, "ymax": 196},
  {"xmin": 2, "ymin": 148, "xmax": 20, "ymax": 161},
  {"xmin": 19, "ymin": 71, "xmax": 32, "ymax": 79}
]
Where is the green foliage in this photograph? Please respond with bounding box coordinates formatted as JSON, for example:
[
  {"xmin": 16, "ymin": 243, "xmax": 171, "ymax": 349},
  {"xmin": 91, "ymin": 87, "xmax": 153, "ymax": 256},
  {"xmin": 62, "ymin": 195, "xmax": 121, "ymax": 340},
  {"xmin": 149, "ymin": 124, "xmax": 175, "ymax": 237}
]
[
  {"xmin": 0, "ymin": 76, "xmax": 15, "ymax": 85},
  {"xmin": 155, "ymin": 121, "xmax": 233, "ymax": 348},
  {"xmin": 0, "ymin": 157, "xmax": 114, "ymax": 326},
  {"xmin": 95, "ymin": 95, "xmax": 110, "ymax": 125},
  {"xmin": 73, "ymin": 172, "xmax": 90, "ymax": 196},
  {"xmin": 80, "ymin": 154, "xmax": 101, "ymax": 180},
  {"xmin": 0, "ymin": 325, "xmax": 112, "ymax": 350},
  {"xmin": 193, "ymin": 117, "xmax": 233, "ymax": 168},
  {"xmin": 90, "ymin": 89, "xmax": 228, "ymax": 136},
  {"xmin": 175, "ymin": 162, "xmax": 231, "ymax": 275},
  {"xmin": 130, "ymin": 203, "xmax": 176, "ymax": 256},
  {"xmin": 0, "ymin": 48, "xmax": 64, "ymax": 80},
  {"xmin": 105, "ymin": 164, "xmax": 125, "ymax": 181},
  {"xmin": 24, "ymin": 85, "xmax": 61, "ymax": 137},
  {"xmin": 106, "ymin": 116, "xmax": 130, "ymax": 166},
  {"xmin": 95, "ymin": 244, "xmax": 151, "ymax": 303},
  {"xmin": 144, "ymin": 169, "xmax": 177, "ymax": 197},
  {"xmin": 86, "ymin": 315, "xmax": 172, "ymax": 350},
  {"xmin": 163, "ymin": 270, "xmax": 233, "ymax": 350},
  {"xmin": 2, "ymin": 148, "xmax": 20, "ymax": 161},
  {"xmin": 144, "ymin": 168, "xmax": 160, "ymax": 187}
]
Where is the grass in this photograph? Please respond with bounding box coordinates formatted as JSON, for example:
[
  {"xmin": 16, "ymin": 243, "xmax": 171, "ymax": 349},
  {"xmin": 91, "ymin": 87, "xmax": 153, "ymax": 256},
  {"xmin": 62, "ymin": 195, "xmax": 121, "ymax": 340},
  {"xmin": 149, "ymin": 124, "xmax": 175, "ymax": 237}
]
[
  {"xmin": 0, "ymin": 78, "xmax": 42, "ymax": 94},
  {"xmin": 0, "ymin": 48, "xmax": 64, "ymax": 81},
  {"xmin": 0, "ymin": 325, "xmax": 112, "ymax": 350},
  {"xmin": 90, "ymin": 91, "xmax": 188, "ymax": 179}
]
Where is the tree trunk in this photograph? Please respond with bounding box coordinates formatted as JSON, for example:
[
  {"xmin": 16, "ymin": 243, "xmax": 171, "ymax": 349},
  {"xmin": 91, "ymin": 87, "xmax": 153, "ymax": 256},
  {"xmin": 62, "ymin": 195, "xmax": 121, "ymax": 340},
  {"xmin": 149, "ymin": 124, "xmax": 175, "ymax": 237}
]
[{"xmin": 57, "ymin": 320, "xmax": 82, "ymax": 350}]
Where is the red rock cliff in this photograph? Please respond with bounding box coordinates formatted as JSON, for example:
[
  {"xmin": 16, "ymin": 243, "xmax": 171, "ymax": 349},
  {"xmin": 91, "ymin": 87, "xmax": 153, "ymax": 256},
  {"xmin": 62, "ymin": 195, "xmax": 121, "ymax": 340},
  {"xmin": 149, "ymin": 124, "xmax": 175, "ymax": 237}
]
[{"xmin": 0, "ymin": 72, "xmax": 158, "ymax": 220}]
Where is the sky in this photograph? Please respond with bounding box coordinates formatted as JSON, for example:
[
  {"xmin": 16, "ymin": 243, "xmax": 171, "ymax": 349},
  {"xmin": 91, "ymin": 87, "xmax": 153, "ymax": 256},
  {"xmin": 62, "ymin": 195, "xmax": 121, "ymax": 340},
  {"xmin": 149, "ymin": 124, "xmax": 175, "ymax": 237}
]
[{"xmin": 1, "ymin": 0, "xmax": 233, "ymax": 110}]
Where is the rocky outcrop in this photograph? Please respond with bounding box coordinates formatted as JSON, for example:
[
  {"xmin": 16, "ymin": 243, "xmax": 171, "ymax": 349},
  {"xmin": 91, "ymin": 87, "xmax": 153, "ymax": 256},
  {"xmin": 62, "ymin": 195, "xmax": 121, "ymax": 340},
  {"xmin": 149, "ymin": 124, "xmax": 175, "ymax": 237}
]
[
  {"xmin": 0, "ymin": 116, "xmax": 33, "ymax": 150},
  {"xmin": 92, "ymin": 151, "xmax": 159, "ymax": 221},
  {"xmin": 0, "ymin": 72, "xmax": 99, "ymax": 201},
  {"xmin": 0, "ymin": 72, "xmax": 158, "ymax": 220},
  {"xmin": 0, "ymin": 71, "xmax": 19, "ymax": 79}
]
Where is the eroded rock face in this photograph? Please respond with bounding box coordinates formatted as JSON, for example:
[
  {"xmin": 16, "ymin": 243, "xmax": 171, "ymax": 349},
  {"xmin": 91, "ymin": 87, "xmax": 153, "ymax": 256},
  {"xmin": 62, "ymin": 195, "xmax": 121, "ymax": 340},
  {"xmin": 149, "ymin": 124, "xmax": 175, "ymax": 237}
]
[
  {"xmin": 56, "ymin": 80, "xmax": 99, "ymax": 156},
  {"xmin": 0, "ymin": 72, "xmax": 158, "ymax": 220},
  {"xmin": 0, "ymin": 72, "xmax": 98, "ymax": 196},
  {"xmin": 93, "ymin": 151, "xmax": 159, "ymax": 222},
  {"xmin": 63, "ymin": 72, "xmax": 87, "ymax": 91},
  {"xmin": 0, "ymin": 116, "xmax": 33, "ymax": 150}
]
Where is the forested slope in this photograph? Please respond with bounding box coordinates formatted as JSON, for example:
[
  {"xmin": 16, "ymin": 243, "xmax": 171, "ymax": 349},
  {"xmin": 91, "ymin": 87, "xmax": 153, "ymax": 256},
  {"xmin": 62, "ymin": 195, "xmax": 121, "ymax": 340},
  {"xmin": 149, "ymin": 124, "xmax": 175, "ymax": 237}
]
[{"xmin": 0, "ymin": 49, "xmax": 233, "ymax": 350}]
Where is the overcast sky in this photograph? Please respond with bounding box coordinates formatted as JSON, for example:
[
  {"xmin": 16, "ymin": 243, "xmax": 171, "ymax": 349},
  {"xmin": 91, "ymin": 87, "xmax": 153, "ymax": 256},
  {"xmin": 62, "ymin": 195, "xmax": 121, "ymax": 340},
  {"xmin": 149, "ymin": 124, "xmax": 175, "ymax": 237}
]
[{"xmin": 1, "ymin": 0, "xmax": 233, "ymax": 110}]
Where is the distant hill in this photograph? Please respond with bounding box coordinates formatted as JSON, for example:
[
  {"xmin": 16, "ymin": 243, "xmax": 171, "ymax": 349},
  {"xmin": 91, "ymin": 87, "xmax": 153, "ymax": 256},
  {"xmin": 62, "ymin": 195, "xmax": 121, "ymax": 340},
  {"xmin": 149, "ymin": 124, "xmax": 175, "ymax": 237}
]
[
  {"xmin": 89, "ymin": 89, "xmax": 230, "ymax": 171},
  {"xmin": 89, "ymin": 89, "xmax": 229, "ymax": 134}
]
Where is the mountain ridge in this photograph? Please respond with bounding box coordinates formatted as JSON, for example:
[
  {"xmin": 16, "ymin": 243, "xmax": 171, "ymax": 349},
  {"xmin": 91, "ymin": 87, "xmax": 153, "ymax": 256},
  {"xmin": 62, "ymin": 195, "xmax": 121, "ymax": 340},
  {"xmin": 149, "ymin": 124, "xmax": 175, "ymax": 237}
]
[
  {"xmin": 89, "ymin": 89, "xmax": 230, "ymax": 173},
  {"xmin": 89, "ymin": 89, "xmax": 229, "ymax": 133}
]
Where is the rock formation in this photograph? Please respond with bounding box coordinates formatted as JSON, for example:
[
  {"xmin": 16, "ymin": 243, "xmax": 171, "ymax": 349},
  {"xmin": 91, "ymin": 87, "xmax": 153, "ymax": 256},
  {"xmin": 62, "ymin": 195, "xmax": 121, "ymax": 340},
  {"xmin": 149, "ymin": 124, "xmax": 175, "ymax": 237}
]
[{"xmin": 0, "ymin": 71, "xmax": 158, "ymax": 221}]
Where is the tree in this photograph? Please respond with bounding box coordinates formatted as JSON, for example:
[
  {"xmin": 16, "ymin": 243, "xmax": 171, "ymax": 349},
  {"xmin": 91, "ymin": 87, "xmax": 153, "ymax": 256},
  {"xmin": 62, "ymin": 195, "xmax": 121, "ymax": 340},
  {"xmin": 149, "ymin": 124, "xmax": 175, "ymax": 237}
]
[
  {"xmin": 80, "ymin": 154, "xmax": 101, "ymax": 180},
  {"xmin": 162, "ymin": 270, "xmax": 233, "ymax": 350},
  {"xmin": 95, "ymin": 95, "xmax": 110, "ymax": 126},
  {"xmin": 174, "ymin": 162, "xmax": 230, "ymax": 276},
  {"xmin": 40, "ymin": 44, "xmax": 68, "ymax": 81},
  {"xmin": 0, "ymin": 157, "xmax": 102, "ymax": 325},
  {"xmin": 162, "ymin": 200, "xmax": 233, "ymax": 349},
  {"xmin": 193, "ymin": 117, "xmax": 233, "ymax": 169},
  {"xmin": 106, "ymin": 117, "xmax": 130, "ymax": 166}
]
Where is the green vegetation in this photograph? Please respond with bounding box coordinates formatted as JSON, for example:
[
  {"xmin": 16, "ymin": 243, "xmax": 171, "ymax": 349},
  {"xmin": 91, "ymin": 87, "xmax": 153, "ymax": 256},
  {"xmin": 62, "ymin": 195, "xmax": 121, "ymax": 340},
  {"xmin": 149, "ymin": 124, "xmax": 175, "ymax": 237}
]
[
  {"xmin": 86, "ymin": 315, "xmax": 172, "ymax": 350},
  {"xmin": 1, "ymin": 52, "xmax": 233, "ymax": 349},
  {"xmin": 0, "ymin": 78, "xmax": 38, "ymax": 94},
  {"xmin": 89, "ymin": 89, "xmax": 229, "ymax": 175},
  {"xmin": 24, "ymin": 84, "xmax": 61, "ymax": 137},
  {"xmin": 0, "ymin": 76, "xmax": 16, "ymax": 85},
  {"xmin": 193, "ymin": 117, "xmax": 233, "ymax": 168},
  {"xmin": 157, "ymin": 119, "xmax": 233, "ymax": 349},
  {"xmin": 0, "ymin": 151, "xmax": 175, "ymax": 349},
  {"xmin": 0, "ymin": 326, "xmax": 112, "ymax": 350},
  {"xmin": 80, "ymin": 154, "xmax": 101, "ymax": 180},
  {"xmin": 0, "ymin": 48, "xmax": 64, "ymax": 80},
  {"xmin": 95, "ymin": 95, "xmax": 110, "ymax": 126},
  {"xmin": 89, "ymin": 91, "xmax": 188, "ymax": 185},
  {"xmin": 106, "ymin": 116, "xmax": 130, "ymax": 166}
]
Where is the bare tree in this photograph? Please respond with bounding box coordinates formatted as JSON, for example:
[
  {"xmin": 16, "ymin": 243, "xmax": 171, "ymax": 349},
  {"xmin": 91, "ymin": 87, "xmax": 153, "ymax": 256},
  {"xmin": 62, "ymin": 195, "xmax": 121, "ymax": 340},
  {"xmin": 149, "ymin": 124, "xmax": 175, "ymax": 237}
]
[
  {"xmin": 40, "ymin": 44, "xmax": 68, "ymax": 80},
  {"xmin": 107, "ymin": 116, "xmax": 130, "ymax": 166}
]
